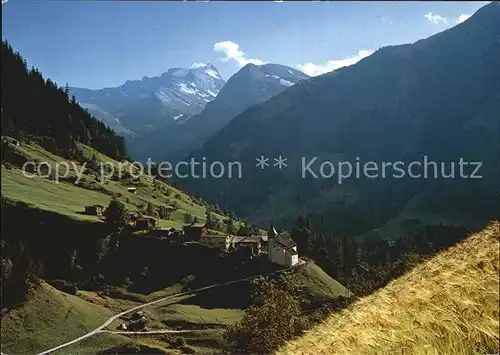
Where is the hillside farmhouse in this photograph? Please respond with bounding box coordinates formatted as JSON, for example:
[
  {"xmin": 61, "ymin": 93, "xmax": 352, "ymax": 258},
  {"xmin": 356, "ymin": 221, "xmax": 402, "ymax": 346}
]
[
  {"xmin": 85, "ymin": 204, "xmax": 104, "ymax": 216},
  {"xmin": 127, "ymin": 214, "xmax": 157, "ymax": 230},
  {"xmin": 201, "ymin": 235, "xmax": 232, "ymax": 251},
  {"xmin": 200, "ymin": 235, "xmax": 263, "ymax": 255},
  {"xmin": 267, "ymin": 221, "xmax": 299, "ymax": 267},
  {"xmin": 231, "ymin": 236, "xmax": 262, "ymax": 255},
  {"xmin": 153, "ymin": 227, "xmax": 179, "ymax": 238}
]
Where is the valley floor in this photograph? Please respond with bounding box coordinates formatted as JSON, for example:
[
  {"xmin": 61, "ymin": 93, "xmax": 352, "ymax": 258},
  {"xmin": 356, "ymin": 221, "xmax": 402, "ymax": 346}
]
[{"xmin": 1, "ymin": 261, "xmax": 347, "ymax": 355}]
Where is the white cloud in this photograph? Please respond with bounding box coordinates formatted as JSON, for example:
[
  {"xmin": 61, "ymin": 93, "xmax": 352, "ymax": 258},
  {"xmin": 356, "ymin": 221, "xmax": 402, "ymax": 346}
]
[
  {"xmin": 456, "ymin": 13, "xmax": 471, "ymax": 24},
  {"xmin": 424, "ymin": 11, "xmax": 473, "ymax": 26},
  {"xmin": 424, "ymin": 12, "xmax": 449, "ymax": 25},
  {"xmin": 190, "ymin": 62, "xmax": 207, "ymax": 69},
  {"xmin": 2, "ymin": 0, "xmax": 8, "ymax": 4},
  {"xmin": 297, "ymin": 49, "xmax": 374, "ymax": 77},
  {"xmin": 213, "ymin": 41, "xmax": 265, "ymax": 67},
  {"xmin": 381, "ymin": 17, "xmax": 394, "ymax": 25}
]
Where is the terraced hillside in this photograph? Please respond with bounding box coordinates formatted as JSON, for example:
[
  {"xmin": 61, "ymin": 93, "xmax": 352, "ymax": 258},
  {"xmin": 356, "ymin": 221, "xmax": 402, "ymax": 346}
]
[
  {"xmin": 2, "ymin": 139, "xmax": 231, "ymax": 228},
  {"xmin": 277, "ymin": 221, "xmax": 500, "ymax": 355},
  {"xmin": 1, "ymin": 138, "xmax": 351, "ymax": 355}
]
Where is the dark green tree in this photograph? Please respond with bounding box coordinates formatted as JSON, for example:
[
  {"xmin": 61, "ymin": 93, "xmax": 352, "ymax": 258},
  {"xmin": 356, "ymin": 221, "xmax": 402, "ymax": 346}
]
[
  {"xmin": 104, "ymin": 198, "xmax": 127, "ymax": 229},
  {"xmin": 158, "ymin": 206, "xmax": 171, "ymax": 220},
  {"xmin": 224, "ymin": 217, "xmax": 235, "ymax": 234},
  {"xmin": 1, "ymin": 40, "xmax": 128, "ymax": 161},
  {"xmin": 145, "ymin": 202, "xmax": 156, "ymax": 217},
  {"xmin": 291, "ymin": 215, "xmax": 316, "ymax": 257},
  {"xmin": 184, "ymin": 213, "xmax": 193, "ymax": 224},
  {"xmin": 224, "ymin": 274, "xmax": 307, "ymax": 354}
]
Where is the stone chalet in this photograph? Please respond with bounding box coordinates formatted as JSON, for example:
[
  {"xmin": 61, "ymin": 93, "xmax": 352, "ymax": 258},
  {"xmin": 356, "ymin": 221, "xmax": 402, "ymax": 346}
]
[
  {"xmin": 231, "ymin": 236, "xmax": 263, "ymax": 255},
  {"xmin": 200, "ymin": 235, "xmax": 264, "ymax": 255},
  {"xmin": 200, "ymin": 235, "xmax": 232, "ymax": 251}
]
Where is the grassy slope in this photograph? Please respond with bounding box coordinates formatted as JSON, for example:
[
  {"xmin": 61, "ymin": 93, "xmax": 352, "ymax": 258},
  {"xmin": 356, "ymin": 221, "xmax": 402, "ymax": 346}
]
[
  {"xmin": 2, "ymin": 167, "xmax": 112, "ymax": 222},
  {"xmin": 1, "ymin": 140, "xmax": 351, "ymax": 354},
  {"xmin": 151, "ymin": 302, "xmax": 244, "ymax": 327},
  {"xmin": 298, "ymin": 263, "xmax": 352, "ymax": 301},
  {"xmin": 0, "ymin": 282, "xmax": 240, "ymax": 355},
  {"xmin": 277, "ymin": 221, "xmax": 500, "ymax": 355},
  {"xmin": 0, "ymin": 282, "xmax": 114, "ymax": 354},
  {"xmin": 2, "ymin": 140, "xmax": 234, "ymax": 227}
]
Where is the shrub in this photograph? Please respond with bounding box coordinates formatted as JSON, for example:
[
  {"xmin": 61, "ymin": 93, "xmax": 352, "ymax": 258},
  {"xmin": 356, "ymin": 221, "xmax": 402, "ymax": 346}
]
[
  {"xmin": 224, "ymin": 275, "xmax": 306, "ymax": 354},
  {"xmin": 180, "ymin": 346, "xmax": 195, "ymax": 354},
  {"xmin": 158, "ymin": 206, "xmax": 171, "ymax": 220},
  {"xmin": 104, "ymin": 198, "xmax": 127, "ymax": 228},
  {"xmin": 171, "ymin": 337, "xmax": 186, "ymax": 348},
  {"xmin": 128, "ymin": 318, "xmax": 148, "ymax": 331}
]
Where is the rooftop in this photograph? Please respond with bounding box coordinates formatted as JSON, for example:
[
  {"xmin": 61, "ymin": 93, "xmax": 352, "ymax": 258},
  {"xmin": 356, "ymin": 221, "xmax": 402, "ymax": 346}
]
[
  {"xmin": 184, "ymin": 223, "xmax": 207, "ymax": 229},
  {"xmin": 276, "ymin": 232, "xmax": 296, "ymax": 248},
  {"xmin": 232, "ymin": 236, "xmax": 263, "ymax": 243}
]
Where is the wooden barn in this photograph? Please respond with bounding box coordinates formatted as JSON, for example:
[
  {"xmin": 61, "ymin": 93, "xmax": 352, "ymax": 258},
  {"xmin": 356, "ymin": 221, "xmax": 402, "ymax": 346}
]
[{"xmin": 183, "ymin": 223, "xmax": 208, "ymax": 240}]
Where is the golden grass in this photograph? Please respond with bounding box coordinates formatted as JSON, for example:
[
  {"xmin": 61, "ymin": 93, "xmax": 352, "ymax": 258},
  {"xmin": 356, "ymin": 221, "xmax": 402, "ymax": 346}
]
[{"xmin": 277, "ymin": 221, "xmax": 499, "ymax": 355}]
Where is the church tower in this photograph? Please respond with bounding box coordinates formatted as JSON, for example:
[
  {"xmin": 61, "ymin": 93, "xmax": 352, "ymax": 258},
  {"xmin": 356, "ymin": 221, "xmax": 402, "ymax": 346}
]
[{"xmin": 267, "ymin": 219, "xmax": 278, "ymax": 257}]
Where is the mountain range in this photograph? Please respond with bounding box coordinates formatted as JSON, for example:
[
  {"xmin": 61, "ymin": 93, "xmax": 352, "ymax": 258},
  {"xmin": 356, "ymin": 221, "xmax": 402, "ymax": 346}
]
[
  {"xmin": 69, "ymin": 64, "xmax": 226, "ymax": 138},
  {"xmin": 68, "ymin": 2, "xmax": 500, "ymax": 239},
  {"xmin": 71, "ymin": 62, "xmax": 309, "ymax": 162},
  {"xmin": 180, "ymin": 2, "xmax": 500, "ymax": 237},
  {"xmin": 127, "ymin": 63, "xmax": 310, "ymax": 162}
]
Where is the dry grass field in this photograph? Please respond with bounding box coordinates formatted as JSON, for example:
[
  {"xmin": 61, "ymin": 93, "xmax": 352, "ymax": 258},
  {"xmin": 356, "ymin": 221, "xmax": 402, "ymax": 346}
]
[{"xmin": 277, "ymin": 221, "xmax": 500, "ymax": 355}]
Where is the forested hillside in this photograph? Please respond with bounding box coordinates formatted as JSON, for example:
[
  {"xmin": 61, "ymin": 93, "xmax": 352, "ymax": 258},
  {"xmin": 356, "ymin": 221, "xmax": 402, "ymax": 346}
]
[
  {"xmin": 182, "ymin": 3, "xmax": 500, "ymax": 237},
  {"xmin": 1, "ymin": 41, "xmax": 128, "ymax": 161}
]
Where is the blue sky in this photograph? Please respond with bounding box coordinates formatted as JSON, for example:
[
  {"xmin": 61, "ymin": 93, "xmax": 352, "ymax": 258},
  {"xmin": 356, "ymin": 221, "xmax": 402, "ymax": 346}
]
[{"xmin": 2, "ymin": 1, "xmax": 488, "ymax": 89}]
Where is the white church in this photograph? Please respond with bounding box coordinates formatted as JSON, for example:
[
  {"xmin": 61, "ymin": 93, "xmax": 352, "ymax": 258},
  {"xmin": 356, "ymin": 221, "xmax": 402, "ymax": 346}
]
[{"xmin": 266, "ymin": 221, "xmax": 299, "ymax": 267}]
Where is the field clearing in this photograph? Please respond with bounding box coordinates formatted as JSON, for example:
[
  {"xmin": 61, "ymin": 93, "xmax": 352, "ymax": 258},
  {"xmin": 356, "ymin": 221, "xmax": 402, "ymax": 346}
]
[
  {"xmin": 1, "ymin": 283, "xmax": 114, "ymax": 354},
  {"xmin": 298, "ymin": 263, "xmax": 352, "ymax": 301},
  {"xmin": 2, "ymin": 141, "xmax": 235, "ymax": 227},
  {"xmin": 1, "ymin": 167, "xmax": 109, "ymax": 221}
]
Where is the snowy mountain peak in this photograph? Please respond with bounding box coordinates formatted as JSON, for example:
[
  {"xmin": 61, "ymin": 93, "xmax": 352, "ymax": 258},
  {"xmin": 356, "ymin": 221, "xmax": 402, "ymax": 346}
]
[
  {"xmin": 167, "ymin": 63, "xmax": 222, "ymax": 80},
  {"xmin": 70, "ymin": 64, "xmax": 226, "ymax": 135}
]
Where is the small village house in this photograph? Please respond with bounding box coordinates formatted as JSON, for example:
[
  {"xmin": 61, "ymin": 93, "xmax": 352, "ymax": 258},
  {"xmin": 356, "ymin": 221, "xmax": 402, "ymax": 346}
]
[
  {"xmin": 153, "ymin": 227, "xmax": 180, "ymax": 238},
  {"xmin": 127, "ymin": 187, "xmax": 137, "ymax": 194},
  {"xmin": 84, "ymin": 204, "xmax": 104, "ymax": 216},
  {"xmin": 183, "ymin": 223, "xmax": 208, "ymax": 240},
  {"xmin": 201, "ymin": 235, "xmax": 232, "ymax": 252},
  {"xmin": 126, "ymin": 212, "xmax": 140, "ymax": 227},
  {"xmin": 168, "ymin": 228, "xmax": 182, "ymax": 239},
  {"xmin": 231, "ymin": 236, "xmax": 262, "ymax": 256},
  {"xmin": 2, "ymin": 136, "xmax": 20, "ymax": 147},
  {"xmin": 127, "ymin": 213, "xmax": 157, "ymax": 230},
  {"xmin": 137, "ymin": 217, "xmax": 157, "ymax": 230}
]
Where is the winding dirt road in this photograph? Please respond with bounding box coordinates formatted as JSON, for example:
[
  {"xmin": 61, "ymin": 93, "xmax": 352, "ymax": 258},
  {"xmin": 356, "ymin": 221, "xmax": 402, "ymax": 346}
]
[{"xmin": 36, "ymin": 267, "xmax": 292, "ymax": 355}]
